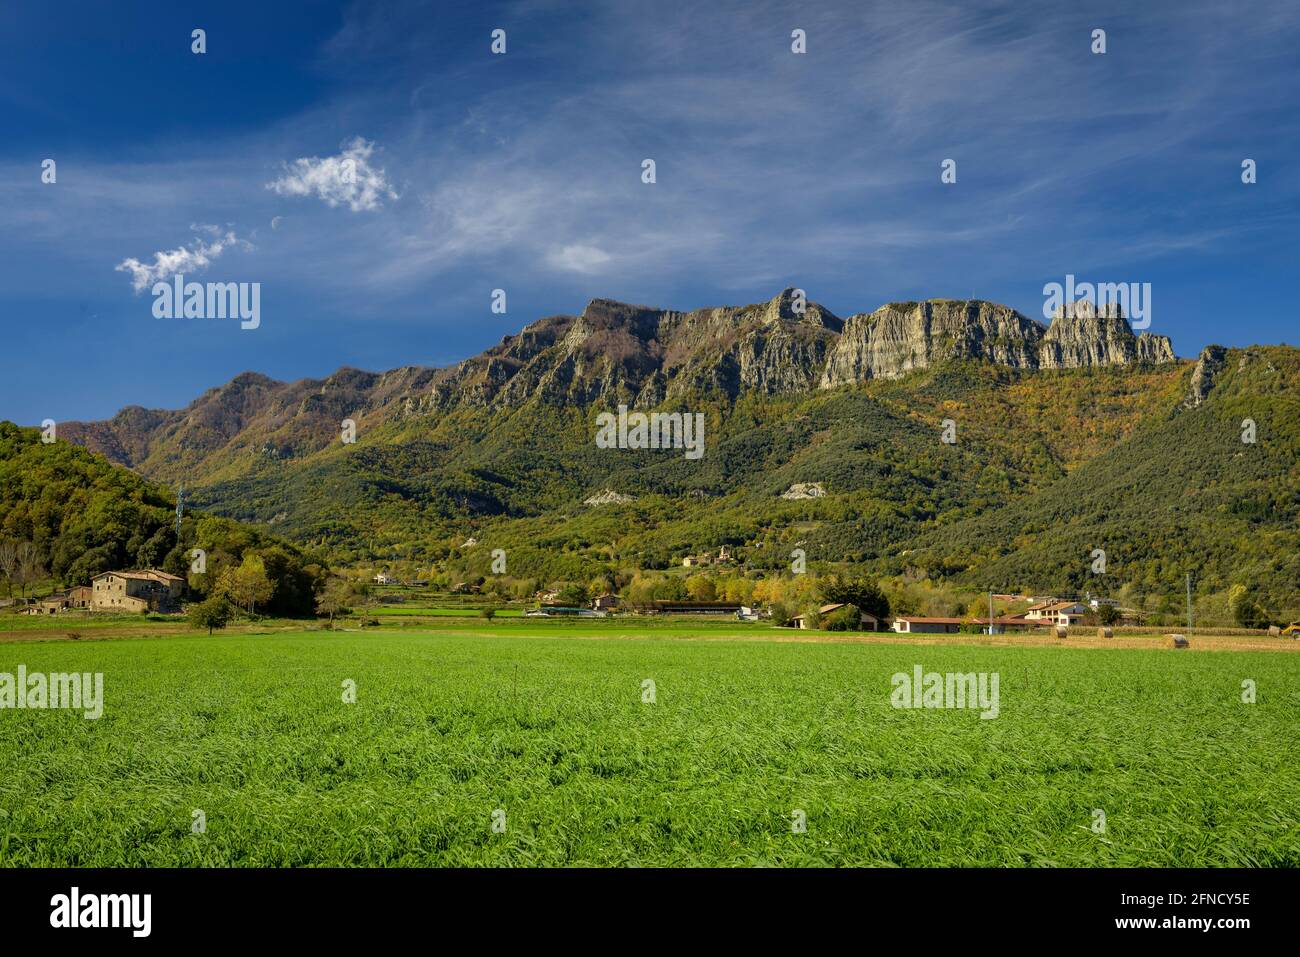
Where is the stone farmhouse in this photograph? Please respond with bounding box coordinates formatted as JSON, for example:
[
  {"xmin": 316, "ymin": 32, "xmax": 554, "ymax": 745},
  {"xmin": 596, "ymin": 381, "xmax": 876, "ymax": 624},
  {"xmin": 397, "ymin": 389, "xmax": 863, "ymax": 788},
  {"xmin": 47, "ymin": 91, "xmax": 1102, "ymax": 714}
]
[{"xmin": 90, "ymin": 569, "xmax": 186, "ymax": 613}]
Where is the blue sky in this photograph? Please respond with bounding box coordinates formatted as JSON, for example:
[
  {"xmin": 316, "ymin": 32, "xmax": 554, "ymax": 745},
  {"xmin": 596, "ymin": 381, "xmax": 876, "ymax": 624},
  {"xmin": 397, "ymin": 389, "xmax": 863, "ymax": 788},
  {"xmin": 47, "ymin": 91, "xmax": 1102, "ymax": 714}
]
[{"xmin": 2, "ymin": 0, "xmax": 1298, "ymax": 423}]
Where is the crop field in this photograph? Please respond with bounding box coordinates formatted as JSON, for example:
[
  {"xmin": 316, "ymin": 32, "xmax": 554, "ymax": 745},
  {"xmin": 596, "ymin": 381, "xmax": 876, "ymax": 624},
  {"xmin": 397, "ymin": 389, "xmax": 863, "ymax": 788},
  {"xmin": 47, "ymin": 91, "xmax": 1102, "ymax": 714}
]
[{"xmin": 1, "ymin": 626, "xmax": 1298, "ymax": 867}]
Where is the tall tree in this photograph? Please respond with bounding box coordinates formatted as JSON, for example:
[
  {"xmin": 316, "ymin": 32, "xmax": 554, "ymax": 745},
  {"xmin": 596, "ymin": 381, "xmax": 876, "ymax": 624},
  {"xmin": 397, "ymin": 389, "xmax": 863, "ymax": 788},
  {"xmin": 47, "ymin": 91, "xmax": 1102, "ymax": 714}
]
[
  {"xmin": 817, "ymin": 573, "xmax": 891, "ymax": 620},
  {"xmin": 15, "ymin": 541, "xmax": 46, "ymax": 604},
  {"xmin": 0, "ymin": 539, "xmax": 16, "ymax": 600},
  {"xmin": 315, "ymin": 576, "xmax": 355, "ymax": 622},
  {"xmin": 217, "ymin": 554, "xmax": 275, "ymax": 616}
]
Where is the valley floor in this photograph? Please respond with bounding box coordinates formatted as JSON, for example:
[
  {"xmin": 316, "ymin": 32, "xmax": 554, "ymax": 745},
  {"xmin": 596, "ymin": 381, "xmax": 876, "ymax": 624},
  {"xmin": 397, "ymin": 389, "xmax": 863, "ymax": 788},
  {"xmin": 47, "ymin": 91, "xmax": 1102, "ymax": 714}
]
[{"xmin": 1, "ymin": 624, "xmax": 1297, "ymax": 866}]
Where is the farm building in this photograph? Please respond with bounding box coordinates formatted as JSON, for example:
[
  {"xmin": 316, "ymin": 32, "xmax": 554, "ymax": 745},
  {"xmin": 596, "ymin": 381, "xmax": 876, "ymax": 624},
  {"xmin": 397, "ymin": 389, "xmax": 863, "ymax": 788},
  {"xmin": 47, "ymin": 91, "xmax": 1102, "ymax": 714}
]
[
  {"xmin": 91, "ymin": 569, "xmax": 184, "ymax": 613},
  {"xmin": 649, "ymin": 601, "xmax": 742, "ymax": 615},
  {"xmin": 25, "ymin": 593, "xmax": 71, "ymax": 615},
  {"xmin": 891, "ymin": 616, "xmax": 964, "ymax": 634},
  {"xmin": 592, "ymin": 593, "xmax": 620, "ymax": 612},
  {"xmin": 526, "ymin": 606, "xmax": 598, "ymax": 618}
]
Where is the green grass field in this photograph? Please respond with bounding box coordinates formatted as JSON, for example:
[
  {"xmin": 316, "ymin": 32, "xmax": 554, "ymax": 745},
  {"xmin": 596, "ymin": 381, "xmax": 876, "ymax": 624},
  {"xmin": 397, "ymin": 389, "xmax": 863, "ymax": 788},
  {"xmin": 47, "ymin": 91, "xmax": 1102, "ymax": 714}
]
[{"xmin": 1, "ymin": 626, "xmax": 1297, "ymax": 866}]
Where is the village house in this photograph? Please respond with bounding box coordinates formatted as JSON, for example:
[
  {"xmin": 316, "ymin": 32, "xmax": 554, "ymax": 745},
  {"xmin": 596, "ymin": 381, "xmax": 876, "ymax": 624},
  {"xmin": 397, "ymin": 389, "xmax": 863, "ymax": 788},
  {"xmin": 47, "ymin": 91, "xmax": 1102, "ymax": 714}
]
[
  {"xmin": 592, "ymin": 593, "xmax": 619, "ymax": 612},
  {"xmin": 681, "ymin": 546, "xmax": 734, "ymax": 568},
  {"xmin": 91, "ymin": 569, "xmax": 185, "ymax": 613},
  {"xmin": 1024, "ymin": 599, "xmax": 1091, "ymax": 625},
  {"xmin": 1041, "ymin": 600, "xmax": 1090, "ymax": 626},
  {"xmin": 373, "ymin": 572, "xmax": 397, "ymax": 585},
  {"xmin": 1023, "ymin": 599, "xmax": 1057, "ymax": 619}
]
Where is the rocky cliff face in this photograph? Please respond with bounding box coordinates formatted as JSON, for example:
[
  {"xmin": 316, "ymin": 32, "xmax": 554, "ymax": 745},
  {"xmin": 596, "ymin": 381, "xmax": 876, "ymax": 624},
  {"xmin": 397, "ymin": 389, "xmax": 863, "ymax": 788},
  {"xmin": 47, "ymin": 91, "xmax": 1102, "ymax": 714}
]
[
  {"xmin": 821, "ymin": 300, "xmax": 1043, "ymax": 386},
  {"xmin": 57, "ymin": 289, "xmax": 1178, "ymax": 477},
  {"xmin": 422, "ymin": 289, "xmax": 844, "ymax": 411},
  {"xmin": 1039, "ymin": 311, "xmax": 1175, "ymax": 369},
  {"xmin": 425, "ymin": 289, "xmax": 1174, "ymax": 409},
  {"xmin": 822, "ymin": 298, "xmax": 1174, "ymax": 386}
]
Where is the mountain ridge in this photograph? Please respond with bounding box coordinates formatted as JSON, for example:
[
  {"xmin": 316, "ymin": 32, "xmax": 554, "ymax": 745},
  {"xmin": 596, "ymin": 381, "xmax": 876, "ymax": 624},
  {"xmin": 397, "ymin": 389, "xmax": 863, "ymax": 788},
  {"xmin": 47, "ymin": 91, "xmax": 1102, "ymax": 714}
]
[
  {"xmin": 59, "ymin": 289, "xmax": 1178, "ymax": 477},
  {"xmin": 9, "ymin": 291, "xmax": 1294, "ymax": 611}
]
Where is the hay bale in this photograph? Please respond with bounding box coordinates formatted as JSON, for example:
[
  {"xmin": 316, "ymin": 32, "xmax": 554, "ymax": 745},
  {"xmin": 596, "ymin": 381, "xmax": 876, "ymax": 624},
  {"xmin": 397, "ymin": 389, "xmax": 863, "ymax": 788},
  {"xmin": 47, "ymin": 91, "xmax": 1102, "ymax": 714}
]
[
  {"xmin": 1268, "ymin": 625, "xmax": 1281, "ymax": 637},
  {"xmin": 1098, "ymin": 626, "xmax": 1113, "ymax": 638},
  {"xmin": 1055, "ymin": 625, "xmax": 1068, "ymax": 639},
  {"xmin": 1169, "ymin": 634, "xmax": 1190, "ymax": 649}
]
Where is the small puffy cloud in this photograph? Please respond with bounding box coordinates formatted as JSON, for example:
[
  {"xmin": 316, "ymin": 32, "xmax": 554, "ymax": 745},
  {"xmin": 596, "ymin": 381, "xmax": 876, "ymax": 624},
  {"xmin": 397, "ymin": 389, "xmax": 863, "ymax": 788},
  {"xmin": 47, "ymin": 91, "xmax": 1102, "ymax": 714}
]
[
  {"xmin": 115, "ymin": 225, "xmax": 251, "ymax": 292},
  {"xmin": 546, "ymin": 243, "xmax": 612, "ymax": 273},
  {"xmin": 266, "ymin": 137, "xmax": 398, "ymax": 212},
  {"xmin": 271, "ymin": 215, "xmax": 283, "ymax": 230}
]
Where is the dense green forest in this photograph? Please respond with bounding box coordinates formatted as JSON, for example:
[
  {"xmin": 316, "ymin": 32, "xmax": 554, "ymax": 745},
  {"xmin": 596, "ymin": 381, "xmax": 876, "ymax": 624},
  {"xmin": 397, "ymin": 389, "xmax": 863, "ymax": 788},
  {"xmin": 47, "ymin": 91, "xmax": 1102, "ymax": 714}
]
[{"xmin": 0, "ymin": 423, "xmax": 327, "ymax": 615}]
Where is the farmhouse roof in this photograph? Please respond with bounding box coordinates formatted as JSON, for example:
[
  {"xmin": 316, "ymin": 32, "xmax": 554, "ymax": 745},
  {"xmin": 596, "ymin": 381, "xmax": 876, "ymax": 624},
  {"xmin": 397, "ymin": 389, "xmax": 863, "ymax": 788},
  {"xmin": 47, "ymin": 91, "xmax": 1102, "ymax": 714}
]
[{"xmin": 93, "ymin": 568, "xmax": 183, "ymax": 583}]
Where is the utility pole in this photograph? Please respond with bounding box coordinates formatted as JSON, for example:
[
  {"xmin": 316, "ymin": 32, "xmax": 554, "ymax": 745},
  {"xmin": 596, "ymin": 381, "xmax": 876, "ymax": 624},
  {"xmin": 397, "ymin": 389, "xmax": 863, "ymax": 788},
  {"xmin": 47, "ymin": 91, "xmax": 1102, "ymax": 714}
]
[
  {"xmin": 988, "ymin": 590, "xmax": 994, "ymax": 635},
  {"xmin": 1186, "ymin": 572, "xmax": 1194, "ymax": 629},
  {"xmin": 175, "ymin": 483, "xmax": 184, "ymax": 538}
]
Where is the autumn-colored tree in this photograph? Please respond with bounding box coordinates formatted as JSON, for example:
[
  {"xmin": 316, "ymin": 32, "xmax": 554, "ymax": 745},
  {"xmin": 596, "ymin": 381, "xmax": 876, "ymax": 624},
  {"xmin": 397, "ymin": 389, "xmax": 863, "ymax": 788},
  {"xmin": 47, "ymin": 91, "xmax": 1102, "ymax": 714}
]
[
  {"xmin": 315, "ymin": 576, "xmax": 357, "ymax": 622},
  {"xmin": 217, "ymin": 554, "xmax": 275, "ymax": 616},
  {"xmin": 685, "ymin": 575, "xmax": 717, "ymax": 601}
]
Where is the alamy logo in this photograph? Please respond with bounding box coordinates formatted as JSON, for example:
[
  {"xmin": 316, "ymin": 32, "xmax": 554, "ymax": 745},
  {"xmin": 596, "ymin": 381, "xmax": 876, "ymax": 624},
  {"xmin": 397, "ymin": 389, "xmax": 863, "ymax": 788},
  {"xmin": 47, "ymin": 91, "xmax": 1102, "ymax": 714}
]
[
  {"xmin": 151, "ymin": 274, "xmax": 260, "ymax": 330},
  {"xmin": 50, "ymin": 887, "xmax": 151, "ymax": 937},
  {"xmin": 0, "ymin": 667, "xmax": 103, "ymax": 719},
  {"xmin": 1042, "ymin": 273, "xmax": 1150, "ymax": 330},
  {"xmin": 595, "ymin": 405, "xmax": 704, "ymax": 460},
  {"xmin": 891, "ymin": 664, "xmax": 999, "ymax": 719}
]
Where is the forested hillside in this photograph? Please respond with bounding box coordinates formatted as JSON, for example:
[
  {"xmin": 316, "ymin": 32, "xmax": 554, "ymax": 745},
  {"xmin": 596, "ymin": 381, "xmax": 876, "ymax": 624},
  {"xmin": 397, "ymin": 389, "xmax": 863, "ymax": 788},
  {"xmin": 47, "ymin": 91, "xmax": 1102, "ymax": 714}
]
[{"xmin": 0, "ymin": 423, "xmax": 327, "ymax": 615}]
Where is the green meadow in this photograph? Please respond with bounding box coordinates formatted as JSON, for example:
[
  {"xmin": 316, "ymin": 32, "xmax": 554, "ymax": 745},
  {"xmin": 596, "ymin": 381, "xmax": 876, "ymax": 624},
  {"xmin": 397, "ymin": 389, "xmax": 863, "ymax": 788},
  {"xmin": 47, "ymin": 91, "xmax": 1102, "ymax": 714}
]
[{"xmin": 1, "ymin": 626, "xmax": 1297, "ymax": 867}]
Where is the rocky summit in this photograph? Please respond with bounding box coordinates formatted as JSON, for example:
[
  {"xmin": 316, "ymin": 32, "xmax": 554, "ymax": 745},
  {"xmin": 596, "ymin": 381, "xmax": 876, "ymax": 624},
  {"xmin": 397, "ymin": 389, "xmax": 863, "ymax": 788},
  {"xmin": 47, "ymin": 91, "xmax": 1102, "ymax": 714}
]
[{"xmin": 422, "ymin": 289, "xmax": 1174, "ymax": 412}]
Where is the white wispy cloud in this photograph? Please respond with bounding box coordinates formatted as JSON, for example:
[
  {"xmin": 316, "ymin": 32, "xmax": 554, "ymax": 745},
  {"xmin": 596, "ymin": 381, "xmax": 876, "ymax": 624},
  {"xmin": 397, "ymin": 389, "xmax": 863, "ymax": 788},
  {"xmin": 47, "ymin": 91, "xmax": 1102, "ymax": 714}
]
[
  {"xmin": 266, "ymin": 137, "xmax": 397, "ymax": 212},
  {"xmin": 547, "ymin": 243, "xmax": 613, "ymax": 273},
  {"xmin": 115, "ymin": 224, "xmax": 251, "ymax": 292}
]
